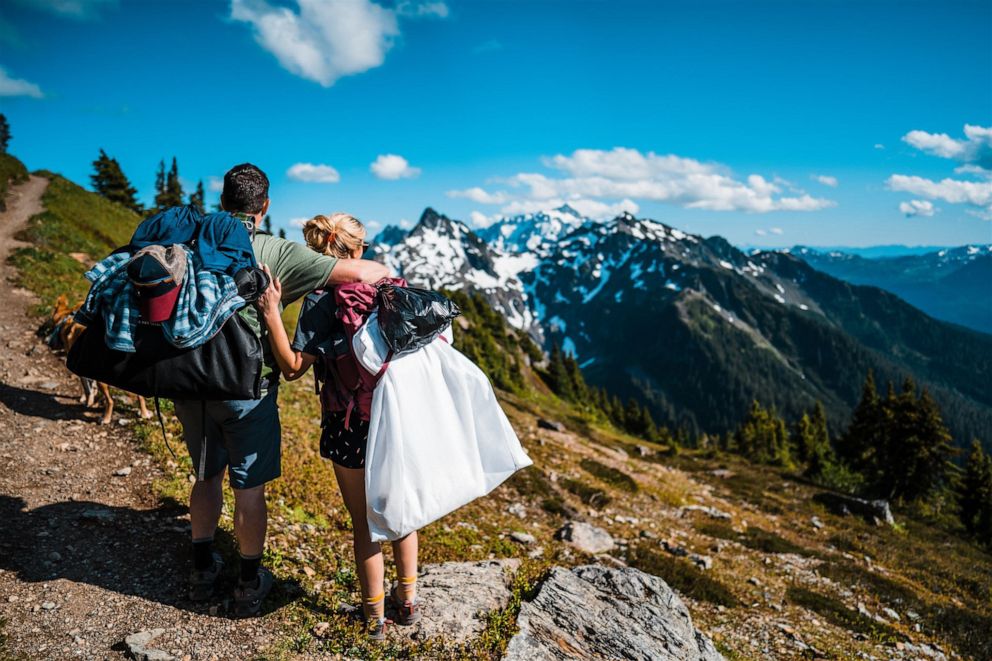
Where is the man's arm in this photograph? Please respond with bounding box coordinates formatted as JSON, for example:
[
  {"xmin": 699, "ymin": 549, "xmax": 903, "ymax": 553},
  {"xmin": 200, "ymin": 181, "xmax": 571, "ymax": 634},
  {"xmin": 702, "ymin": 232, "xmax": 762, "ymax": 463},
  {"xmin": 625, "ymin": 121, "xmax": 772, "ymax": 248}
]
[{"xmin": 326, "ymin": 258, "xmax": 390, "ymax": 285}]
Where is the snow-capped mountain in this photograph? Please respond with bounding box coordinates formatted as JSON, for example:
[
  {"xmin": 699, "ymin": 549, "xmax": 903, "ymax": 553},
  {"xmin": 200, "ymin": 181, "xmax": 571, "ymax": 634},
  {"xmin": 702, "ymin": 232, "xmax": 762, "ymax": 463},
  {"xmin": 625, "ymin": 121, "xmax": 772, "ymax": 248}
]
[
  {"xmin": 476, "ymin": 205, "xmax": 588, "ymax": 256},
  {"xmin": 370, "ymin": 207, "xmax": 992, "ymax": 444},
  {"xmin": 372, "ymin": 208, "xmax": 540, "ymax": 334}
]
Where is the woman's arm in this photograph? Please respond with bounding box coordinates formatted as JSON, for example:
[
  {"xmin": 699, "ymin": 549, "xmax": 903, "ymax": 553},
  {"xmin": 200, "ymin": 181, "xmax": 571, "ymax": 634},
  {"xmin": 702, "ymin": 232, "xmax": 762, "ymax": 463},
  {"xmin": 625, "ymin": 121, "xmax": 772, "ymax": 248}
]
[{"xmin": 257, "ymin": 266, "xmax": 316, "ymax": 381}]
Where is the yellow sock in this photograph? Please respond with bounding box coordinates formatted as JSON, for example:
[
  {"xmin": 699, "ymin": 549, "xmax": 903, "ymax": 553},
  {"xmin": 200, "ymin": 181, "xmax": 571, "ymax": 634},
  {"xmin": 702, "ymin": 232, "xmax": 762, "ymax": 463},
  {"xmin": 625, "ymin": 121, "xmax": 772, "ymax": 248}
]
[
  {"xmin": 398, "ymin": 575, "xmax": 417, "ymax": 602},
  {"xmin": 364, "ymin": 592, "xmax": 385, "ymax": 620}
]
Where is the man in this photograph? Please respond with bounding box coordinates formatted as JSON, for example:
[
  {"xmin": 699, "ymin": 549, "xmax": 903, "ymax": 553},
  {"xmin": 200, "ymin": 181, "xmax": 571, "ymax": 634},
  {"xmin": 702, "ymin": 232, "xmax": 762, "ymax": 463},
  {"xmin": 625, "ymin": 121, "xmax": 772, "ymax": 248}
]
[{"xmin": 173, "ymin": 163, "xmax": 388, "ymax": 616}]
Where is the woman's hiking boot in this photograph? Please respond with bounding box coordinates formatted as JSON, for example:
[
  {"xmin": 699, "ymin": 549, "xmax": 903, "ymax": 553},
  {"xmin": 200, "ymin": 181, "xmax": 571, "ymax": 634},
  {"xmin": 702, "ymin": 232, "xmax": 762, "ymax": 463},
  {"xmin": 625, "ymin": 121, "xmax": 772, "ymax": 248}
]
[
  {"xmin": 367, "ymin": 616, "xmax": 391, "ymax": 642},
  {"xmin": 390, "ymin": 586, "xmax": 422, "ymax": 626},
  {"xmin": 233, "ymin": 566, "xmax": 274, "ymax": 617},
  {"xmin": 188, "ymin": 552, "xmax": 224, "ymax": 602}
]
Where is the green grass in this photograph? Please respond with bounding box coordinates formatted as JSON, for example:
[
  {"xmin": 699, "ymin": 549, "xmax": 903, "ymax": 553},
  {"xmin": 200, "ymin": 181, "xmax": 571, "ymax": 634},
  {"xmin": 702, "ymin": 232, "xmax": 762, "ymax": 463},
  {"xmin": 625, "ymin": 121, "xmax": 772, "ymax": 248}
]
[
  {"xmin": 786, "ymin": 585, "xmax": 899, "ymax": 643},
  {"xmin": 9, "ymin": 172, "xmax": 140, "ymax": 312},
  {"xmin": 580, "ymin": 457, "xmax": 639, "ymax": 493},
  {"xmin": 626, "ymin": 542, "xmax": 740, "ymax": 608},
  {"xmin": 0, "ymin": 153, "xmax": 29, "ymax": 211}
]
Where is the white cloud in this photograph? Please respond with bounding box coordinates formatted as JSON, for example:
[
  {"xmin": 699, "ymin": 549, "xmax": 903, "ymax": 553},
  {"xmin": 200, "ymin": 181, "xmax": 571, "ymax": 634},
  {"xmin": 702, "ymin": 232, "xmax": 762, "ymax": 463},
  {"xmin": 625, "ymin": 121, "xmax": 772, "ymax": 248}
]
[
  {"xmin": 451, "ymin": 148, "xmax": 835, "ymax": 218},
  {"xmin": 874, "ymin": 143, "xmax": 885, "ymax": 150},
  {"xmin": 886, "ymin": 175, "xmax": 992, "ymax": 206},
  {"xmin": 230, "ymin": 0, "xmax": 448, "ymax": 87},
  {"xmin": 370, "ymin": 154, "xmax": 421, "ymax": 180},
  {"xmin": 889, "ymin": 124, "xmax": 992, "ymax": 220},
  {"xmin": 289, "ymin": 216, "xmax": 311, "ymax": 228},
  {"xmin": 755, "ymin": 227, "xmax": 784, "ymax": 237},
  {"xmin": 813, "ymin": 174, "xmax": 838, "ymax": 187},
  {"xmin": 230, "ymin": 0, "xmax": 398, "ymax": 87},
  {"xmin": 13, "ymin": 0, "xmax": 117, "ymax": 20},
  {"xmin": 770, "ymin": 227, "xmax": 784, "ymax": 235},
  {"xmin": 754, "ymin": 229, "xmax": 767, "ymax": 236},
  {"xmin": 902, "ymin": 124, "xmax": 992, "ymax": 169},
  {"xmin": 395, "ymin": 1, "xmax": 448, "ymax": 18},
  {"xmin": 287, "ymin": 162, "xmax": 340, "ymax": 183},
  {"xmin": 899, "ymin": 200, "xmax": 936, "ymax": 217},
  {"xmin": 207, "ymin": 176, "xmax": 224, "ymax": 192},
  {"xmin": 447, "ymin": 186, "xmax": 508, "ymax": 204},
  {"xmin": 469, "ymin": 210, "xmax": 495, "ymax": 227},
  {"xmin": 398, "ymin": 218, "xmax": 413, "ymax": 229},
  {"xmin": 0, "ymin": 67, "xmax": 43, "ymax": 98}
]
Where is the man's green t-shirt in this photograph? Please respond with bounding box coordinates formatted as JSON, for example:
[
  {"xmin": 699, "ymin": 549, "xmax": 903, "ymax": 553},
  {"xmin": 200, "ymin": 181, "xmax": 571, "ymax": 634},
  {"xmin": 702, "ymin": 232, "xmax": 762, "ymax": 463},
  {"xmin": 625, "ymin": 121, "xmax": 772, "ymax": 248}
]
[{"xmin": 240, "ymin": 232, "xmax": 338, "ymax": 383}]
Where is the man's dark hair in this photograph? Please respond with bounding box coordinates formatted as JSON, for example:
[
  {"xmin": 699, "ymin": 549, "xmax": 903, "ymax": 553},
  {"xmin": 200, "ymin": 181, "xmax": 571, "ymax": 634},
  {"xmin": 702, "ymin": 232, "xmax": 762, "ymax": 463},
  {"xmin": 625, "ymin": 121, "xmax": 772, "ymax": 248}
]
[{"xmin": 222, "ymin": 163, "xmax": 269, "ymax": 214}]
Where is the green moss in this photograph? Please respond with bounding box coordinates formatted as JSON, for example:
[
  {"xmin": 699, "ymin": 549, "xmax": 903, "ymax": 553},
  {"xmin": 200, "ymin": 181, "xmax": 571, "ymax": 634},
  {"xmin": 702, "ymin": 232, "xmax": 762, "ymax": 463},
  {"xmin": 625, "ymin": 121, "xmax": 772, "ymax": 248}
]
[
  {"xmin": 580, "ymin": 457, "xmax": 639, "ymax": 493},
  {"xmin": 786, "ymin": 585, "xmax": 899, "ymax": 642},
  {"xmin": 627, "ymin": 543, "xmax": 740, "ymax": 608}
]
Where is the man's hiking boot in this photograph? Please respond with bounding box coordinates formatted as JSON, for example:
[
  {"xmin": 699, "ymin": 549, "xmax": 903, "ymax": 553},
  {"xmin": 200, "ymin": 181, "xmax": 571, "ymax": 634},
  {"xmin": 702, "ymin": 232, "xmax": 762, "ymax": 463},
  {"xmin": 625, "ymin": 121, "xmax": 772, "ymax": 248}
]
[
  {"xmin": 390, "ymin": 586, "xmax": 422, "ymax": 626},
  {"xmin": 188, "ymin": 552, "xmax": 224, "ymax": 601},
  {"xmin": 233, "ymin": 566, "xmax": 273, "ymax": 617}
]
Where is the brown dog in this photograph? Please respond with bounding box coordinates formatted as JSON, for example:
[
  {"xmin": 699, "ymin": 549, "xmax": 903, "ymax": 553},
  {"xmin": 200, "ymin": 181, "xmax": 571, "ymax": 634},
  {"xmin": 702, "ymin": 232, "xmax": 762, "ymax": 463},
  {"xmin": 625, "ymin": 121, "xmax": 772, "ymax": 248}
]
[{"xmin": 50, "ymin": 295, "xmax": 152, "ymax": 425}]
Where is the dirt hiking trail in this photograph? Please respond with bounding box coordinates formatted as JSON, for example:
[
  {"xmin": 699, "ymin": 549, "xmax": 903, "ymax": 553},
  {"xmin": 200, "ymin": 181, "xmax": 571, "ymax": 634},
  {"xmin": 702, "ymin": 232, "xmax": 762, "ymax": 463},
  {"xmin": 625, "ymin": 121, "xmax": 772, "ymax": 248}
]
[{"xmin": 0, "ymin": 177, "xmax": 280, "ymax": 660}]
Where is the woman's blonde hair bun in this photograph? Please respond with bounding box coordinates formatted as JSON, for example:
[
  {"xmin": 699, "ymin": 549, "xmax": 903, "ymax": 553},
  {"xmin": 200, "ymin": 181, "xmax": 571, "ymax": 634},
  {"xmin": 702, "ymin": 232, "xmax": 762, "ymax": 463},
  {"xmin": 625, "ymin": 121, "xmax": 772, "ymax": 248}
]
[{"xmin": 302, "ymin": 212, "xmax": 366, "ymax": 259}]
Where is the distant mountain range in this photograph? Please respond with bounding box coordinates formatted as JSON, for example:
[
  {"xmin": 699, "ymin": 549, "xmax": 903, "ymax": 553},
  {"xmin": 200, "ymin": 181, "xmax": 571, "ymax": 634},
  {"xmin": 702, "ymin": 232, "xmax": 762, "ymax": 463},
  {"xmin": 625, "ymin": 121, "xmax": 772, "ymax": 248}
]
[
  {"xmin": 790, "ymin": 245, "xmax": 992, "ymax": 335},
  {"xmin": 372, "ymin": 208, "xmax": 992, "ymax": 447}
]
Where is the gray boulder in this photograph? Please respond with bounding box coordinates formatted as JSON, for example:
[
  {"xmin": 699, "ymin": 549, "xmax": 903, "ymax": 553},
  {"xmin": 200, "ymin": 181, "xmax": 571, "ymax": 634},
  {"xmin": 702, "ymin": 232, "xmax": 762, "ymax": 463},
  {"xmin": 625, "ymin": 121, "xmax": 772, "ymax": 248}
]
[
  {"xmin": 503, "ymin": 564, "xmax": 724, "ymax": 661},
  {"xmin": 557, "ymin": 521, "xmax": 615, "ymax": 554},
  {"xmin": 813, "ymin": 493, "xmax": 895, "ymax": 525},
  {"xmin": 400, "ymin": 559, "xmax": 519, "ymax": 644}
]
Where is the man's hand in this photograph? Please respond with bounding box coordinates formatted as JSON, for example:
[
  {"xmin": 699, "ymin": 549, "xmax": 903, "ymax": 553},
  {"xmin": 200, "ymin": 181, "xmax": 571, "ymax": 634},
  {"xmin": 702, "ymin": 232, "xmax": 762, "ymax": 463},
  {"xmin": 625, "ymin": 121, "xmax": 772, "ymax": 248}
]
[
  {"xmin": 327, "ymin": 258, "xmax": 390, "ymax": 285},
  {"xmin": 257, "ymin": 264, "xmax": 283, "ymax": 317}
]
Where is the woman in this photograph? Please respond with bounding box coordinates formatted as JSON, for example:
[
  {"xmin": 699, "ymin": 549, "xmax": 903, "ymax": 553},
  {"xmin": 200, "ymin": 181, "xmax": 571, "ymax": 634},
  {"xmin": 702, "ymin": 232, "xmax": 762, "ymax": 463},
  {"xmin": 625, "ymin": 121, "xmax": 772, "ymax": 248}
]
[{"xmin": 256, "ymin": 213, "xmax": 418, "ymax": 640}]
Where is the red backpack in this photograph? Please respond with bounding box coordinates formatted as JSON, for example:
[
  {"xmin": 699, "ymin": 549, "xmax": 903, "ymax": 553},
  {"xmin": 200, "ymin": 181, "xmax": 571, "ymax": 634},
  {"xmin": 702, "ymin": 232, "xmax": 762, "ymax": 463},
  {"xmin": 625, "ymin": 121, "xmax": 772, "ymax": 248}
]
[{"xmin": 313, "ymin": 279, "xmax": 405, "ymax": 428}]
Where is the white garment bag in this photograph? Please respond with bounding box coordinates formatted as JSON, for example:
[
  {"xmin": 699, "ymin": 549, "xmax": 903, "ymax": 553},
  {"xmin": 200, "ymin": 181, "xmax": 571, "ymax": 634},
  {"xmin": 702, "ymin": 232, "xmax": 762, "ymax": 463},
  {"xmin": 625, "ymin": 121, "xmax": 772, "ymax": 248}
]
[{"xmin": 352, "ymin": 311, "xmax": 533, "ymax": 542}]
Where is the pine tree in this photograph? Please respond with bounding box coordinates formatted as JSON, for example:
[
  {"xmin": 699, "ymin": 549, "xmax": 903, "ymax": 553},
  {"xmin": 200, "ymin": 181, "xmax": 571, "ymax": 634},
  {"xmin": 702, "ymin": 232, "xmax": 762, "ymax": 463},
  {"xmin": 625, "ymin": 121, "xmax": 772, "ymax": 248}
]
[
  {"xmin": 839, "ymin": 371, "xmax": 882, "ymax": 472},
  {"xmin": 153, "ymin": 160, "xmax": 167, "ymax": 212},
  {"xmin": 805, "ymin": 401, "xmax": 835, "ymax": 478},
  {"xmin": 90, "ymin": 149, "xmax": 142, "ymax": 213},
  {"xmin": 188, "ymin": 179, "xmax": 205, "ymax": 214},
  {"xmin": 547, "ymin": 344, "xmax": 574, "ymax": 401},
  {"xmin": 262, "ymin": 214, "xmax": 273, "ymax": 234},
  {"xmin": 959, "ymin": 440, "xmax": 992, "ymax": 543},
  {"xmin": 734, "ymin": 401, "xmax": 790, "ymax": 466},
  {"xmin": 278, "ymin": 228, "xmax": 287, "ymax": 239},
  {"xmin": 0, "ymin": 114, "xmax": 10, "ymax": 153},
  {"xmin": 624, "ymin": 398, "xmax": 643, "ymax": 435},
  {"xmin": 563, "ymin": 351, "xmax": 589, "ymax": 402},
  {"xmin": 164, "ymin": 157, "xmax": 184, "ymax": 206},
  {"xmin": 791, "ymin": 413, "xmax": 815, "ymax": 465}
]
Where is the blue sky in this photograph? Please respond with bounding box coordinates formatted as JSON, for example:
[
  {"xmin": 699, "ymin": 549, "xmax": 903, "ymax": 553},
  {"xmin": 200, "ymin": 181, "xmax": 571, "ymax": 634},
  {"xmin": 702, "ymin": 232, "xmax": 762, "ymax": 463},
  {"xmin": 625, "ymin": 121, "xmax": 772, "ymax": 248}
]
[{"xmin": 1, "ymin": 0, "xmax": 990, "ymax": 248}]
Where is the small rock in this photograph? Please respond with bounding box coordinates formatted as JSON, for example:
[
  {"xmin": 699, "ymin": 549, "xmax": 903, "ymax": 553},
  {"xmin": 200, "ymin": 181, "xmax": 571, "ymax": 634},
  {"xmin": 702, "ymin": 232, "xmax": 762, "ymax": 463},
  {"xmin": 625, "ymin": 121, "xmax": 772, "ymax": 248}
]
[
  {"xmin": 680, "ymin": 505, "xmax": 732, "ymax": 520},
  {"xmin": 748, "ymin": 577, "xmax": 761, "ymax": 586},
  {"xmin": 639, "ymin": 529, "xmax": 658, "ymax": 539},
  {"xmin": 689, "ymin": 553, "xmax": 712, "ymax": 570},
  {"xmin": 48, "ymin": 551, "xmax": 61, "ymax": 562},
  {"xmin": 124, "ymin": 629, "xmax": 175, "ymax": 661},
  {"xmin": 80, "ymin": 507, "xmax": 116, "ymax": 523},
  {"xmin": 882, "ymin": 607, "xmax": 900, "ymax": 621},
  {"xmin": 661, "ymin": 540, "xmax": 689, "ymax": 558},
  {"xmin": 507, "ymin": 503, "xmax": 527, "ymax": 519},
  {"xmin": 536, "ymin": 418, "xmax": 566, "ymax": 432},
  {"xmin": 527, "ymin": 546, "xmax": 545, "ymax": 559},
  {"xmin": 313, "ymin": 621, "xmax": 330, "ymax": 637},
  {"xmin": 635, "ymin": 445, "xmax": 654, "ymax": 457},
  {"xmin": 510, "ymin": 531, "xmax": 536, "ymax": 545},
  {"xmin": 112, "ymin": 466, "xmax": 132, "ymax": 477},
  {"xmin": 41, "ymin": 601, "xmax": 56, "ymax": 610},
  {"xmin": 558, "ymin": 521, "xmax": 615, "ymax": 554},
  {"xmin": 413, "ymin": 560, "xmax": 520, "ymax": 643},
  {"xmin": 709, "ymin": 469, "xmax": 734, "ymax": 479},
  {"xmin": 810, "ymin": 516, "xmax": 824, "ymax": 529}
]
